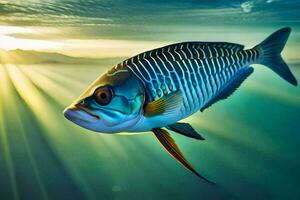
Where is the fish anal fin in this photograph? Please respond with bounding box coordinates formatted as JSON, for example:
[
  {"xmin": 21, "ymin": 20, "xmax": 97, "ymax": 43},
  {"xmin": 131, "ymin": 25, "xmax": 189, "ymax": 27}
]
[
  {"xmin": 144, "ymin": 91, "xmax": 181, "ymax": 117},
  {"xmin": 201, "ymin": 67, "xmax": 254, "ymax": 112},
  {"xmin": 152, "ymin": 128, "xmax": 214, "ymax": 183},
  {"xmin": 167, "ymin": 122, "xmax": 205, "ymax": 140}
]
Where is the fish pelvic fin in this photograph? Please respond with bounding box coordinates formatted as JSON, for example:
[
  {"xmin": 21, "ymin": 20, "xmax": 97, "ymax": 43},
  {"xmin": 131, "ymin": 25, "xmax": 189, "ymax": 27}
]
[
  {"xmin": 152, "ymin": 128, "xmax": 214, "ymax": 184},
  {"xmin": 254, "ymin": 27, "xmax": 297, "ymax": 86},
  {"xmin": 166, "ymin": 122, "xmax": 205, "ymax": 140}
]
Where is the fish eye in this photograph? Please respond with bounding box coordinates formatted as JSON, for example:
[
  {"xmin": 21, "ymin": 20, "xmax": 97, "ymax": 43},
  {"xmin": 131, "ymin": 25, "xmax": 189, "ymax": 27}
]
[{"xmin": 93, "ymin": 86, "xmax": 113, "ymax": 106}]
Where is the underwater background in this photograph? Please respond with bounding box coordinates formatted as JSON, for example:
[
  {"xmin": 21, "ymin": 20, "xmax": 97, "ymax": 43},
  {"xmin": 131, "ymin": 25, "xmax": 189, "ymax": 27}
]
[{"xmin": 0, "ymin": 1, "xmax": 300, "ymax": 199}]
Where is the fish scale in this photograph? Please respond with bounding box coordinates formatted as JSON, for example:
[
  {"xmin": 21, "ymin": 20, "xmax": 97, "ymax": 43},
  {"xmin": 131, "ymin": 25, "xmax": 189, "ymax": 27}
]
[{"xmin": 126, "ymin": 42, "xmax": 258, "ymax": 118}]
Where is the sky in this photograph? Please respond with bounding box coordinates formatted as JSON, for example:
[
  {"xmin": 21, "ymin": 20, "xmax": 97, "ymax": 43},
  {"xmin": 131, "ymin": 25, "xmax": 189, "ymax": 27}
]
[{"xmin": 0, "ymin": 0, "xmax": 300, "ymax": 58}]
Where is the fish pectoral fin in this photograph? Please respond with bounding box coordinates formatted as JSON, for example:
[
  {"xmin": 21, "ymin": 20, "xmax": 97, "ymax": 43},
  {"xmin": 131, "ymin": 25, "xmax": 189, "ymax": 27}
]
[
  {"xmin": 152, "ymin": 128, "xmax": 214, "ymax": 184},
  {"xmin": 167, "ymin": 122, "xmax": 205, "ymax": 140},
  {"xmin": 143, "ymin": 91, "xmax": 181, "ymax": 117}
]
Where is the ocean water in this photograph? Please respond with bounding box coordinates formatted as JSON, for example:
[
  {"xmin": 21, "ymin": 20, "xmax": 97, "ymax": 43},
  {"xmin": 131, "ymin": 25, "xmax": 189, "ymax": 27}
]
[
  {"xmin": 0, "ymin": 62, "xmax": 299, "ymax": 200},
  {"xmin": 1, "ymin": 0, "xmax": 300, "ymax": 199}
]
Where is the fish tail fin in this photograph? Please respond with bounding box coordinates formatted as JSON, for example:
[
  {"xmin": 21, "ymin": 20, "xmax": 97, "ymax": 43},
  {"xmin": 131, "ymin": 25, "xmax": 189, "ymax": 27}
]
[{"xmin": 254, "ymin": 27, "xmax": 297, "ymax": 86}]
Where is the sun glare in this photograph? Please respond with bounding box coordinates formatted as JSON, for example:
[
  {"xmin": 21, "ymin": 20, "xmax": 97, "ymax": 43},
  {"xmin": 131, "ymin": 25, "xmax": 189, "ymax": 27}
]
[{"xmin": 0, "ymin": 26, "xmax": 61, "ymax": 51}]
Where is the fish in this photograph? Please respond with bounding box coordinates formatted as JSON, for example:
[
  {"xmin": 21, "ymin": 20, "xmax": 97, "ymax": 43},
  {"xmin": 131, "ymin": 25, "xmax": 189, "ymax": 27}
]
[{"xmin": 64, "ymin": 27, "xmax": 297, "ymax": 183}]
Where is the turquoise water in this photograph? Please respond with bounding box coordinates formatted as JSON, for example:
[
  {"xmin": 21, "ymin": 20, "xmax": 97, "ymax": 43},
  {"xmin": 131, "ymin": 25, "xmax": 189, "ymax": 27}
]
[
  {"xmin": 1, "ymin": 0, "xmax": 300, "ymax": 199},
  {"xmin": 0, "ymin": 62, "xmax": 299, "ymax": 200}
]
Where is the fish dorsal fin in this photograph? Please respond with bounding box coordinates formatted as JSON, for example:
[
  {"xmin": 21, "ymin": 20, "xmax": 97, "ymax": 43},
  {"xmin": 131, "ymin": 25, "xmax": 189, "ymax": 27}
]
[
  {"xmin": 143, "ymin": 91, "xmax": 181, "ymax": 117},
  {"xmin": 126, "ymin": 42, "xmax": 244, "ymax": 65},
  {"xmin": 201, "ymin": 66, "xmax": 254, "ymax": 112},
  {"xmin": 152, "ymin": 128, "xmax": 214, "ymax": 183},
  {"xmin": 192, "ymin": 42, "xmax": 244, "ymax": 51},
  {"xmin": 167, "ymin": 123, "xmax": 205, "ymax": 140}
]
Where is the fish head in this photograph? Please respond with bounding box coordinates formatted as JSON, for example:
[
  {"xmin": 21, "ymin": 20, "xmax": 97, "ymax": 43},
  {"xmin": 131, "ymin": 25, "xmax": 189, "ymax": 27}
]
[{"xmin": 64, "ymin": 67, "xmax": 145, "ymax": 133}]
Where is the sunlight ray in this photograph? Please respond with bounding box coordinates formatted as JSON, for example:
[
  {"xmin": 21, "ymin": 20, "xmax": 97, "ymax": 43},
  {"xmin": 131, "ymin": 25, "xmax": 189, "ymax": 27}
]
[
  {"xmin": 0, "ymin": 50, "xmax": 24, "ymax": 64},
  {"xmin": 5, "ymin": 64, "xmax": 92, "ymax": 194},
  {"xmin": 0, "ymin": 65, "xmax": 20, "ymax": 200},
  {"xmin": 30, "ymin": 66, "xmax": 88, "ymax": 93},
  {"xmin": 20, "ymin": 66, "xmax": 146, "ymax": 168},
  {"xmin": 47, "ymin": 64, "xmax": 106, "ymax": 82},
  {"xmin": 5, "ymin": 64, "xmax": 126, "ymax": 198},
  {"xmin": 2, "ymin": 65, "xmax": 49, "ymax": 200},
  {"xmin": 10, "ymin": 65, "xmax": 129, "ymax": 152},
  {"xmin": 13, "ymin": 65, "xmax": 131, "ymax": 167},
  {"xmin": 20, "ymin": 67, "xmax": 77, "ymax": 106}
]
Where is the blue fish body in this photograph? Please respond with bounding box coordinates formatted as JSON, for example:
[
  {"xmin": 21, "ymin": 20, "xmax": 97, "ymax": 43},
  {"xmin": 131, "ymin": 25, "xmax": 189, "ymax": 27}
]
[
  {"xmin": 64, "ymin": 27, "xmax": 297, "ymax": 182},
  {"xmin": 124, "ymin": 27, "xmax": 297, "ymax": 131}
]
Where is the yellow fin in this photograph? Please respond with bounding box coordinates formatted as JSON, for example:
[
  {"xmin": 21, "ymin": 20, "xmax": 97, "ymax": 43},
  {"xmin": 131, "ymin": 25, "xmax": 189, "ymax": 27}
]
[
  {"xmin": 143, "ymin": 91, "xmax": 181, "ymax": 117},
  {"xmin": 152, "ymin": 128, "xmax": 214, "ymax": 183}
]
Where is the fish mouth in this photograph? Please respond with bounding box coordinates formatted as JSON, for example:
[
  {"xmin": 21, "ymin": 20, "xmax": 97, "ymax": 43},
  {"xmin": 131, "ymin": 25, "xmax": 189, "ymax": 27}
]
[{"xmin": 63, "ymin": 106, "xmax": 100, "ymax": 123}]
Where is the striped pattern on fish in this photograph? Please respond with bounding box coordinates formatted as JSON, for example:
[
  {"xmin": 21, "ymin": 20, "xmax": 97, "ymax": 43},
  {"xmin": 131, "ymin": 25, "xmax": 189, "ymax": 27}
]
[
  {"xmin": 123, "ymin": 42, "xmax": 259, "ymax": 118},
  {"xmin": 64, "ymin": 27, "xmax": 297, "ymax": 182}
]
